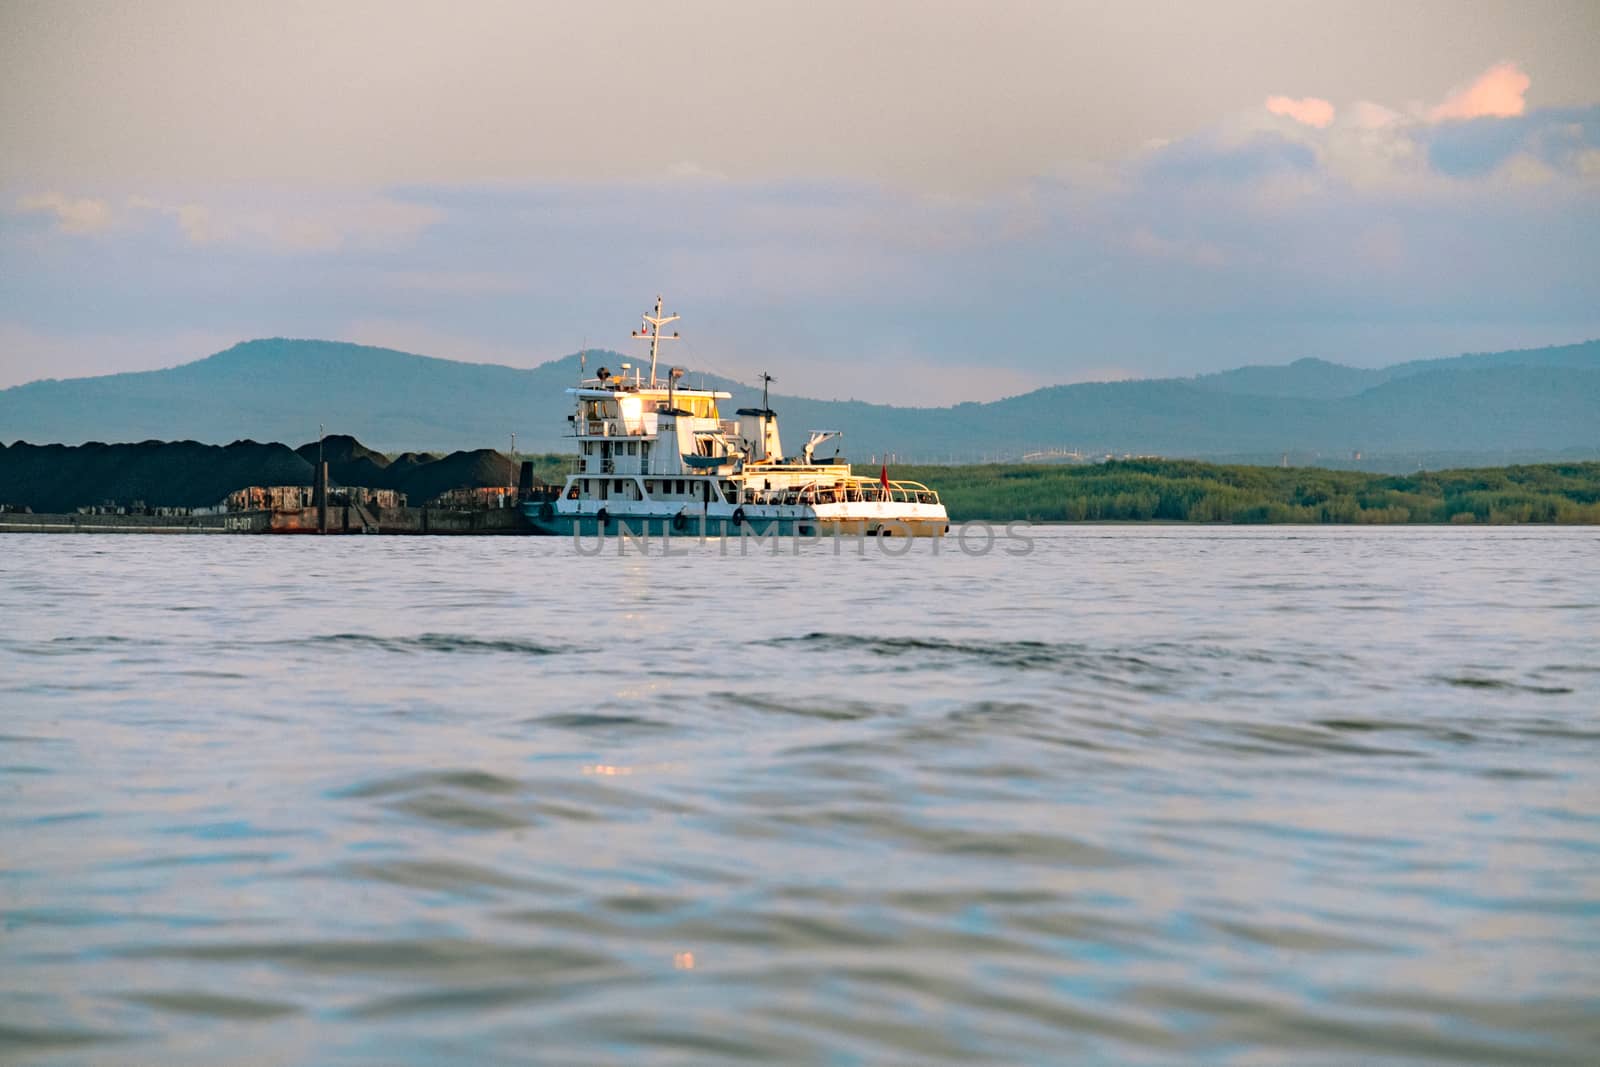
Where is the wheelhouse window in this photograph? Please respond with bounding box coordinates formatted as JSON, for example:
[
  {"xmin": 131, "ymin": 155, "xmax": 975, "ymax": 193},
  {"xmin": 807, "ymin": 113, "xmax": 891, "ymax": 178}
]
[{"xmin": 675, "ymin": 396, "xmax": 719, "ymax": 419}]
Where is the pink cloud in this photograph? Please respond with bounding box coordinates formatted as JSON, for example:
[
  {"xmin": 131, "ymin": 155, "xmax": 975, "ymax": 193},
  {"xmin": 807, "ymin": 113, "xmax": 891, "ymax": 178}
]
[
  {"xmin": 1429, "ymin": 61, "xmax": 1529, "ymax": 121},
  {"xmin": 1265, "ymin": 96, "xmax": 1335, "ymax": 128}
]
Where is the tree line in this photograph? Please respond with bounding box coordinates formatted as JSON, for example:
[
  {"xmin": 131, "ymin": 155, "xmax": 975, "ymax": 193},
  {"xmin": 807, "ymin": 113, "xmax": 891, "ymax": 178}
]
[{"xmin": 884, "ymin": 459, "xmax": 1600, "ymax": 524}]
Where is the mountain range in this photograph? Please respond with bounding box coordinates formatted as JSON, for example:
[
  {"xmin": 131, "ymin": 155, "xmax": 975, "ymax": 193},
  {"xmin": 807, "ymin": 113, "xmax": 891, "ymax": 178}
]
[{"xmin": 2, "ymin": 337, "xmax": 1596, "ymax": 471}]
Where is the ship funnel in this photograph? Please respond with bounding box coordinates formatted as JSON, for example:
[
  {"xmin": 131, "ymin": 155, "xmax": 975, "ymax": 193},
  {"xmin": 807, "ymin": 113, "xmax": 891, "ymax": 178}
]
[{"xmin": 736, "ymin": 406, "xmax": 782, "ymax": 462}]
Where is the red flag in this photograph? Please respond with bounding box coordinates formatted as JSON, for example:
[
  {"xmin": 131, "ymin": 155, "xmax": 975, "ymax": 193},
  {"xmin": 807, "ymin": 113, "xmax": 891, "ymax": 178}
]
[{"xmin": 880, "ymin": 463, "xmax": 889, "ymax": 491}]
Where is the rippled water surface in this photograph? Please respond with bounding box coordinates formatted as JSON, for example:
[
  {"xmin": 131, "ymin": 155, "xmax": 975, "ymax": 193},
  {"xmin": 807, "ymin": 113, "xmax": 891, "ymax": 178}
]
[{"xmin": 2, "ymin": 527, "xmax": 1598, "ymax": 1064}]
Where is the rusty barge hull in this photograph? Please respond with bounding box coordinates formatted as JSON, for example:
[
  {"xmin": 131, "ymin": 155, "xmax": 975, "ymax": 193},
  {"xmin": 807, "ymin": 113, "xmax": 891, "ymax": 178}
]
[{"xmin": 1, "ymin": 506, "xmax": 532, "ymax": 535}]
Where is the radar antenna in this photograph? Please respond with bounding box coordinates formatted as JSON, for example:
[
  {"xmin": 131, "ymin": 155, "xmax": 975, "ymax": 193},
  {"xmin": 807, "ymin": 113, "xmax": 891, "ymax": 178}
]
[
  {"xmin": 760, "ymin": 372, "xmax": 774, "ymax": 412},
  {"xmin": 630, "ymin": 295, "xmax": 680, "ymax": 388}
]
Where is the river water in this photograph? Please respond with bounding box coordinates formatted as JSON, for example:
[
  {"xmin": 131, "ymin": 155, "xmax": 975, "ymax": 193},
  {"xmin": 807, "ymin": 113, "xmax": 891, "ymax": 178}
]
[{"xmin": 1, "ymin": 527, "xmax": 1597, "ymax": 1064}]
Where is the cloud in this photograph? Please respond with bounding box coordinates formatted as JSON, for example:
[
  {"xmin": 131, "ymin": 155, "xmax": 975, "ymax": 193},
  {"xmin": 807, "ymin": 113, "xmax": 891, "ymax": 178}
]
[
  {"xmin": 122, "ymin": 194, "xmax": 442, "ymax": 251},
  {"xmin": 4, "ymin": 49, "xmax": 1598, "ymax": 403},
  {"xmin": 15, "ymin": 191, "xmax": 114, "ymax": 234},
  {"xmin": 1138, "ymin": 132, "xmax": 1318, "ymax": 185},
  {"xmin": 1266, "ymin": 96, "xmax": 1335, "ymax": 129},
  {"xmin": 3, "ymin": 168, "xmax": 1598, "ymax": 403},
  {"xmin": 131, "ymin": 199, "xmax": 212, "ymax": 241},
  {"xmin": 1429, "ymin": 61, "xmax": 1530, "ymax": 121},
  {"xmin": 1423, "ymin": 105, "xmax": 1600, "ymax": 179},
  {"xmin": 307, "ymin": 198, "xmax": 443, "ymax": 250},
  {"xmin": 175, "ymin": 204, "xmax": 217, "ymax": 243},
  {"xmin": 1229, "ymin": 67, "xmax": 1598, "ymax": 191},
  {"xmin": 9, "ymin": 4, "xmax": 1598, "ymax": 195},
  {"xmin": 1499, "ymin": 154, "xmax": 1559, "ymax": 186},
  {"xmin": 1346, "ymin": 101, "xmax": 1401, "ymax": 131}
]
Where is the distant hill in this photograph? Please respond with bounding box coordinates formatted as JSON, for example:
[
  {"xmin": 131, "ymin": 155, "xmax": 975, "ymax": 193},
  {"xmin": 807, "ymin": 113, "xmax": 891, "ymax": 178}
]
[
  {"xmin": 1190, "ymin": 343, "xmax": 1600, "ymax": 400},
  {"xmin": 2, "ymin": 337, "xmax": 1596, "ymax": 469},
  {"xmin": 0, "ymin": 339, "xmax": 603, "ymax": 453},
  {"xmin": 1191, "ymin": 357, "xmax": 1387, "ymax": 399}
]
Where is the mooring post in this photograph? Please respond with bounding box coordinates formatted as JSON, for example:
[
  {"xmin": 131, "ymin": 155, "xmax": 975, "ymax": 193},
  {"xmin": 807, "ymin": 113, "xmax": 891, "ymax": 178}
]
[{"xmin": 317, "ymin": 461, "xmax": 329, "ymax": 534}]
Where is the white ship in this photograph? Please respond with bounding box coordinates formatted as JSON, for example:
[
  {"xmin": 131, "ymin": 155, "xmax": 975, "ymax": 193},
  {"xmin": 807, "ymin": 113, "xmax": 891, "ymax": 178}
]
[{"xmin": 525, "ymin": 296, "xmax": 948, "ymax": 537}]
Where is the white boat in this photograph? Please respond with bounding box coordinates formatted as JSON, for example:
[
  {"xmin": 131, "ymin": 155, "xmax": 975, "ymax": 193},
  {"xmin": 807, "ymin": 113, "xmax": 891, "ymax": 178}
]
[{"xmin": 524, "ymin": 296, "xmax": 948, "ymax": 537}]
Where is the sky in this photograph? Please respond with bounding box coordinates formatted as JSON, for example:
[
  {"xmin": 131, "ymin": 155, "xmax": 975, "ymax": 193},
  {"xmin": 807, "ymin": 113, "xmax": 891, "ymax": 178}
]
[{"xmin": 3, "ymin": 0, "xmax": 1599, "ymax": 404}]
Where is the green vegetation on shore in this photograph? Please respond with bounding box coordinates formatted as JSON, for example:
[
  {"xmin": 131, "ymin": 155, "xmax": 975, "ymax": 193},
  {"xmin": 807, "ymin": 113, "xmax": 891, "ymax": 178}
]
[{"xmin": 886, "ymin": 459, "xmax": 1600, "ymax": 524}]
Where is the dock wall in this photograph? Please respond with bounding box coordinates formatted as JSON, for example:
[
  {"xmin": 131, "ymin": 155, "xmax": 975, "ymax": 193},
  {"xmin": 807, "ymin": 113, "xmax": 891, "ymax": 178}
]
[
  {"xmin": 0, "ymin": 512, "xmax": 267, "ymax": 533},
  {"xmin": 1, "ymin": 506, "xmax": 530, "ymax": 535}
]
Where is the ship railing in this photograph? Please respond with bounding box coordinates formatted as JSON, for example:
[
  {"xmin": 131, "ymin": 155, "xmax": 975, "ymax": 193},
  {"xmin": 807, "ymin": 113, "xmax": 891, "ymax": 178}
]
[
  {"xmin": 734, "ymin": 479, "xmax": 940, "ymax": 507},
  {"xmin": 577, "ymin": 420, "xmax": 652, "ymax": 437}
]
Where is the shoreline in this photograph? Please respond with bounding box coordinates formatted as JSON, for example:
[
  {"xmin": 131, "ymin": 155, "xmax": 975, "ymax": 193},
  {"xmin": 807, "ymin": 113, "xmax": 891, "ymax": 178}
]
[{"xmin": 5, "ymin": 515, "xmax": 1595, "ymax": 535}]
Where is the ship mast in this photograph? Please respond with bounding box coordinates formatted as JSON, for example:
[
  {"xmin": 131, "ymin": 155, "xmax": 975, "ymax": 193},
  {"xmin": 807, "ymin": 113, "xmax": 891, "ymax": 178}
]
[{"xmin": 630, "ymin": 295, "xmax": 680, "ymax": 388}]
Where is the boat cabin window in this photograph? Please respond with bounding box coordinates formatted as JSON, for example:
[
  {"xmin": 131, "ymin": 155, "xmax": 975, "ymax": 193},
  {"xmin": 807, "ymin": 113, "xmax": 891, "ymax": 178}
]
[
  {"xmin": 643, "ymin": 480, "xmax": 654, "ymax": 494},
  {"xmin": 676, "ymin": 396, "xmax": 719, "ymax": 419}
]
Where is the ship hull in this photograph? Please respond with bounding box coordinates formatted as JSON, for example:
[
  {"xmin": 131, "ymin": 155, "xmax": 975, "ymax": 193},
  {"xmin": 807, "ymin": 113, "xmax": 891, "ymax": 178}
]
[{"xmin": 522, "ymin": 504, "xmax": 948, "ymax": 538}]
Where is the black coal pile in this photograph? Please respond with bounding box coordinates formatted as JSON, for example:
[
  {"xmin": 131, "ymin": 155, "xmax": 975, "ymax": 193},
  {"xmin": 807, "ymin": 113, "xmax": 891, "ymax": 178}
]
[
  {"xmin": 293, "ymin": 434, "xmax": 392, "ymax": 488},
  {"xmin": 294, "ymin": 435, "xmax": 516, "ymax": 501},
  {"xmin": 0, "ymin": 435, "xmax": 518, "ymax": 512},
  {"xmin": 384, "ymin": 450, "xmax": 443, "ymax": 479},
  {"xmin": 383, "ymin": 449, "xmax": 516, "ymax": 502},
  {"xmin": 0, "ymin": 439, "xmax": 314, "ymax": 512}
]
